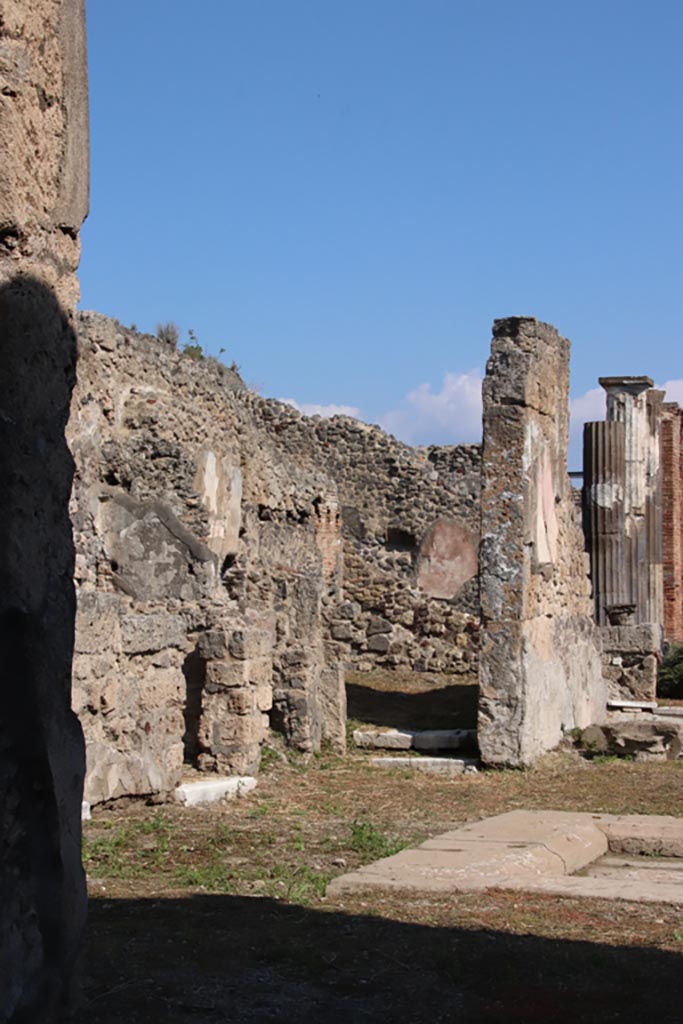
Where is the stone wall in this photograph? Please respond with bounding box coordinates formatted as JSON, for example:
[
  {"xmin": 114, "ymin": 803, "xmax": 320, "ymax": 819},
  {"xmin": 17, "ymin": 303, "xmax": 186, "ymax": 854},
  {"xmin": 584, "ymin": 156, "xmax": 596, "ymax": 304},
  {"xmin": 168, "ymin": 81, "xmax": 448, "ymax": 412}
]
[
  {"xmin": 478, "ymin": 318, "xmax": 605, "ymax": 767},
  {"xmin": 69, "ymin": 315, "xmax": 346, "ymax": 806},
  {"xmin": 661, "ymin": 403, "xmax": 683, "ymax": 643},
  {"xmin": 68, "ymin": 312, "xmax": 484, "ymax": 804},
  {"xmin": 245, "ymin": 400, "xmax": 482, "ymax": 675},
  {"xmin": 0, "ymin": 1, "xmax": 89, "ymax": 1019}
]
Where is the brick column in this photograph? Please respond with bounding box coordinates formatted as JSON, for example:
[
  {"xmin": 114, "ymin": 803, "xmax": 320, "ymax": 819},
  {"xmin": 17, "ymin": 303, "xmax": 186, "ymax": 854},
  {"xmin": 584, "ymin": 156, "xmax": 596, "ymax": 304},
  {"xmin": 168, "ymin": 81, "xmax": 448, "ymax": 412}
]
[{"xmin": 661, "ymin": 404, "xmax": 683, "ymax": 641}]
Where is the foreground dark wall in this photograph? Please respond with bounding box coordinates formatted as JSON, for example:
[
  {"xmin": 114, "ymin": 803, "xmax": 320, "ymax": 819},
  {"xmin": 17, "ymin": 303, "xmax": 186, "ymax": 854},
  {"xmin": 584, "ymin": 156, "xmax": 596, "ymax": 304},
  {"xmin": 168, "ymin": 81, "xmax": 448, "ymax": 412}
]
[
  {"xmin": 0, "ymin": 0, "xmax": 89, "ymax": 1018},
  {"xmin": 0, "ymin": 279, "xmax": 86, "ymax": 1022}
]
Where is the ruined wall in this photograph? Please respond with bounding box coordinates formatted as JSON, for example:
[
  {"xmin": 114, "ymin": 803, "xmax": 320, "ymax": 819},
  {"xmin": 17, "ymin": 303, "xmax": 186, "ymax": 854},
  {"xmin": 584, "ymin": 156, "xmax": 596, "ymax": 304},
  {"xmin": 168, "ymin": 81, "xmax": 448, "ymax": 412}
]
[
  {"xmin": 245, "ymin": 400, "xmax": 481, "ymax": 675},
  {"xmin": 69, "ymin": 315, "xmax": 346, "ymax": 807},
  {"xmin": 0, "ymin": 1, "xmax": 88, "ymax": 1019},
  {"xmin": 478, "ymin": 318, "xmax": 604, "ymax": 767},
  {"xmin": 661, "ymin": 403, "xmax": 683, "ymax": 643}
]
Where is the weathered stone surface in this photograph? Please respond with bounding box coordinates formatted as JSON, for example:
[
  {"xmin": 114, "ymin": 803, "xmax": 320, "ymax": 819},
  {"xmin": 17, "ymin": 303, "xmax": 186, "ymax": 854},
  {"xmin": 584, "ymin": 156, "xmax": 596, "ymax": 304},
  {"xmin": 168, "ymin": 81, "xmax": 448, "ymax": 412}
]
[
  {"xmin": 0, "ymin": 1, "xmax": 89, "ymax": 1018},
  {"xmin": 582, "ymin": 716, "xmax": 683, "ymax": 761},
  {"xmin": 121, "ymin": 614, "xmax": 186, "ymax": 654},
  {"xmin": 69, "ymin": 315, "xmax": 350, "ymax": 799},
  {"xmin": 600, "ymin": 623, "xmax": 661, "ymax": 701},
  {"xmin": 478, "ymin": 319, "xmax": 605, "ymax": 766}
]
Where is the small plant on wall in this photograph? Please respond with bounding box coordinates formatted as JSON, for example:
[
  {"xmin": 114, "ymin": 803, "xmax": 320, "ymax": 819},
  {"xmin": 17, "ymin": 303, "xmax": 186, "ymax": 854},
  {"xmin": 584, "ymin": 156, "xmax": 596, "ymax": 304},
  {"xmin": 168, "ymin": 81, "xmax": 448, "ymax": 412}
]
[
  {"xmin": 183, "ymin": 328, "xmax": 204, "ymax": 361},
  {"xmin": 156, "ymin": 321, "xmax": 180, "ymax": 348}
]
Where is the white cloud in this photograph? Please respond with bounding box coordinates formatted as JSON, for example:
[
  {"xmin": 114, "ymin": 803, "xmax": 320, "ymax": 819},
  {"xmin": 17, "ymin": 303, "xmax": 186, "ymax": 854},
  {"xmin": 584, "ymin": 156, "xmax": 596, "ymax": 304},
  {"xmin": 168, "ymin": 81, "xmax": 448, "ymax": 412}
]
[
  {"xmin": 566, "ymin": 380, "xmax": 683, "ymax": 470},
  {"xmin": 379, "ymin": 369, "xmax": 483, "ymax": 445},
  {"xmin": 570, "ymin": 386, "xmax": 606, "ymax": 430},
  {"xmin": 279, "ymin": 397, "xmax": 361, "ymax": 419},
  {"xmin": 567, "ymin": 386, "xmax": 606, "ymax": 470},
  {"xmin": 661, "ymin": 379, "xmax": 683, "ymax": 405}
]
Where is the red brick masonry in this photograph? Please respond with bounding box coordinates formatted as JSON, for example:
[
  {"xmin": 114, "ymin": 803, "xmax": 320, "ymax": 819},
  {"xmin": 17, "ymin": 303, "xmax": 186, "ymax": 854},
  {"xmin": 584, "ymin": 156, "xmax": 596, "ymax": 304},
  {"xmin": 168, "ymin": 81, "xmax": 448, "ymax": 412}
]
[{"xmin": 661, "ymin": 404, "xmax": 683, "ymax": 642}]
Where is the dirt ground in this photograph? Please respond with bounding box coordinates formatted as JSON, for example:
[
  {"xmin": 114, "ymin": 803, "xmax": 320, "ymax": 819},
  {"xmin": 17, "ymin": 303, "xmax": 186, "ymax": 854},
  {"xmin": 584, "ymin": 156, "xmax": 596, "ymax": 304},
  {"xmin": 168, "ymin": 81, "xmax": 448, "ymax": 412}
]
[{"xmin": 77, "ymin": 676, "xmax": 683, "ymax": 1023}]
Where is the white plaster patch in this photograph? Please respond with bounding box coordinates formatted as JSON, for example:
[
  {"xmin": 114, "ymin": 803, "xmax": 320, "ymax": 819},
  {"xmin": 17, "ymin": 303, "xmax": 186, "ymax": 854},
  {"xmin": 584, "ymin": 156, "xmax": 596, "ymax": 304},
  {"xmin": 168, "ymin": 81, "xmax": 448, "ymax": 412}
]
[
  {"xmin": 534, "ymin": 451, "xmax": 558, "ymax": 565},
  {"xmin": 194, "ymin": 448, "xmax": 242, "ymax": 558}
]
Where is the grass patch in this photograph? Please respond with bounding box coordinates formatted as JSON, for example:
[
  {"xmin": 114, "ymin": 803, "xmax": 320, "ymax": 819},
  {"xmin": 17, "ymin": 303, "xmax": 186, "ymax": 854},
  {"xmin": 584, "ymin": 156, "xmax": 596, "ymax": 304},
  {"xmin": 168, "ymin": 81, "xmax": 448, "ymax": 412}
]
[{"xmin": 349, "ymin": 820, "xmax": 413, "ymax": 863}]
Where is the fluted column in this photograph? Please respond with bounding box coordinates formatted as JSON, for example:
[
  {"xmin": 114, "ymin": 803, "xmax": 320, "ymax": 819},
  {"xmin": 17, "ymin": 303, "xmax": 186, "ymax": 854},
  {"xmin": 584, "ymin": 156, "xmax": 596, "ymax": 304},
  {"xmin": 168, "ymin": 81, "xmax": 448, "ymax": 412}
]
[
  {"xmin": 583, "ymin": 421, "xmax": 627, "ymax": 624},
  {"xmin": 599, "ymin": 377, "xmax": 664, "ymax": 626}
]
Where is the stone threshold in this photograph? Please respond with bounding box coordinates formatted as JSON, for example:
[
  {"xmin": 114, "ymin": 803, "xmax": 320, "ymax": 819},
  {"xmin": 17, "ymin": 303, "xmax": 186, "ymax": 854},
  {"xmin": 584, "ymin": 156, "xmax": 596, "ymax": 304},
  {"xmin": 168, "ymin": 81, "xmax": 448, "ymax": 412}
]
[
  {"xmin": 327, "ymin": 810, "xmax": 683, "ymax": 904},
  {"xmin": 365, "ymin": 756, "xmax": 479, "ymax": 775},
  {"xmin": 353, "ymin": 728, "xmax": 476, "ymax": 752}
]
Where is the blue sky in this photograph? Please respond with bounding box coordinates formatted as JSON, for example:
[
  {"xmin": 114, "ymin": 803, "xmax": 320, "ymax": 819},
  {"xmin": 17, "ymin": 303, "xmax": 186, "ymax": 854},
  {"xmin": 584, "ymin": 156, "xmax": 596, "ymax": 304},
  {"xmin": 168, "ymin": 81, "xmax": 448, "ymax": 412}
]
[{"xmin": 81, "ymin": 1, "xmax": 681, "ymax": 464}]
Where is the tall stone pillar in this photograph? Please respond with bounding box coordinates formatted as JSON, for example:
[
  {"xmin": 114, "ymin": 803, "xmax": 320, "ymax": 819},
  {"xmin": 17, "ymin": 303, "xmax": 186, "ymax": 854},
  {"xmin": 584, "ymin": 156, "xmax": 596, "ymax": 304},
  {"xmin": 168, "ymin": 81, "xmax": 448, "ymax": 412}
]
[
  {"xmin": 478, "ymin": 318, "xmax": 604, "ymax": 767},
  {"xmin": 0, "ymin": 1, "xmax": 89, "ymax": 1019},
  {"xmin": 661, "ymin": 403, "xmax": 683, "ymax": 642},
  {"xmin": 599, "ymin": 377, "xmax": 664, "ymax": 627},
  {"xmin": 582, "ymin": 420, "xmax": 627, "ymax": 625}
]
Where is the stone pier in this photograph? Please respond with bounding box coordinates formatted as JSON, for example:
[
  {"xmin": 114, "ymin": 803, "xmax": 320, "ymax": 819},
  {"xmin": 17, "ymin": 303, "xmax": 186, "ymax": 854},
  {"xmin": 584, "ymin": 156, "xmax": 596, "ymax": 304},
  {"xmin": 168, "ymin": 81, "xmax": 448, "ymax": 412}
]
[
  {"xmin": 0, "ymin": 0, "xmax": 89, "ymax": 1018},
  {"xmin": 478, "ymin": 318, "xmax": 604, "ymax": 767}
]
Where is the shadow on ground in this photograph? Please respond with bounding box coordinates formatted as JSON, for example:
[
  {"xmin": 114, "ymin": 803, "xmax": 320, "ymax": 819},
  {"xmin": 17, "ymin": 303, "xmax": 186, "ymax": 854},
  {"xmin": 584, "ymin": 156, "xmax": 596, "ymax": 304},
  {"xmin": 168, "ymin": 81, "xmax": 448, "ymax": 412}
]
[
  {"xmin": 77, "ymin": 894, "xmax": 683, "ymax": 1023},
  {"xmin": 346, "ymin": 678, "xmax": 478, "ymax": 731}
]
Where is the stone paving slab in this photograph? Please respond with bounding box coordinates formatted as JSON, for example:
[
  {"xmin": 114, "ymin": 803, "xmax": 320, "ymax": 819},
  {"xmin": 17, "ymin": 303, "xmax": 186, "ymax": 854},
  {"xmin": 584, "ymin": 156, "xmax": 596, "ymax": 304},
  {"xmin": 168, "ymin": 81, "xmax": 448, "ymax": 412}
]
[{"xmin": 327, "ymin": 810, "xmax": 683, "ymax": 904}]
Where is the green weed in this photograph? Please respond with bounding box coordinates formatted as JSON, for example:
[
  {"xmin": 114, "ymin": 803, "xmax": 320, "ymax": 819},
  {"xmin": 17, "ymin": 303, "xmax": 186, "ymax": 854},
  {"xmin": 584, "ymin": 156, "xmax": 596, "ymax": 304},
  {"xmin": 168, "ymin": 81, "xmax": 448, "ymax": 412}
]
[{"xmin": 349, "ymin": 820, "xmax": 410, "ymax": 863}]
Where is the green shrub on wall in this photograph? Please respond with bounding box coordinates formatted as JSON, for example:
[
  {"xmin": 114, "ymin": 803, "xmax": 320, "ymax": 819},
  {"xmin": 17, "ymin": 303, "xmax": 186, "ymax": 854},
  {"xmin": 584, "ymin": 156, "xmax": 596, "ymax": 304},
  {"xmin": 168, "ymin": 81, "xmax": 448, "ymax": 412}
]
[{"xmin": 658, "ymin": 643, "xmax": 683, "ymax": 699}]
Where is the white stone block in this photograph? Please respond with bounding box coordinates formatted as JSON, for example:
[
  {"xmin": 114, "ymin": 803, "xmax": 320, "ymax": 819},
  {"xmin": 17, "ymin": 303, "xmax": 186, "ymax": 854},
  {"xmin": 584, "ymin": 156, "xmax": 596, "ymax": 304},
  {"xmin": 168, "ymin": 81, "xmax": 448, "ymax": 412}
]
[
  {"xmin": 81, "ymin": 801, "xmax": 91, "ymax": 821},
  {"xmin": 353, "ymin": 729, "xmax": 413, "ymax": 750},
  {"xmin": 174, "ymin": 776, "xmax": 257, "ymax": 806}
]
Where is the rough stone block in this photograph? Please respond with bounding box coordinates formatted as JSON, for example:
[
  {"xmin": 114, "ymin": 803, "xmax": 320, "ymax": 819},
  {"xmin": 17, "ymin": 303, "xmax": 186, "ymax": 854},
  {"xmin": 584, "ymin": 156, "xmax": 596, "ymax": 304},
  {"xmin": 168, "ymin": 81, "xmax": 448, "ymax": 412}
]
[
  {"xmin": 75, "ymin": 591, "xmax": 123, "ymax": 654},
  {"xmin": 121, "ymin": 613, "xmax": 186, "ymax": 654},
  {"xmin": 367, "ymin": 633, "xmax": 390, "ymax": 654},
  {"xmin": 229, "ymin": 629, "xmax": 272, "ymax": 660}
]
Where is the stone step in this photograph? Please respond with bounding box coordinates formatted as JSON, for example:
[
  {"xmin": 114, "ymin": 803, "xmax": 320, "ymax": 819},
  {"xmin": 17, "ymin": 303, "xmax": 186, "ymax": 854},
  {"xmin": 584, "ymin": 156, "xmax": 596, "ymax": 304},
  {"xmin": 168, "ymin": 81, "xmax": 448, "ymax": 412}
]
[
  {"xmin": 353, "ymin": 728, "xmax": 476, "ymax": 752},
  {"xmin": 655, "ymin": 706, "xmax": 683, "ymax": 719},
  {"xmin": 607, "ymin": 699, "xmax": 657, "ymax": 712},
  {"xmin": 174, "ymin": 776, "xmax": 257, "ymax": 806},
  {"xmin": 367, "ymin": 756, "xmax": 479, "ymax": 776}
]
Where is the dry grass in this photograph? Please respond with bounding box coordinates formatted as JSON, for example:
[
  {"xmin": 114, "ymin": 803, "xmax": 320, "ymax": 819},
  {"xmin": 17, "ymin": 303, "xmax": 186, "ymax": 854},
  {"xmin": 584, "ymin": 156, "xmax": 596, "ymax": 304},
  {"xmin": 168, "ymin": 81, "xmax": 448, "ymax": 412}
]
[
  {"xmin": 77, "ymin": 672, "xmax": 683, "ymax": 1021},
  {"xmin": 78, "ymin": 749, "xmax": 683, "ymax": 1023}
]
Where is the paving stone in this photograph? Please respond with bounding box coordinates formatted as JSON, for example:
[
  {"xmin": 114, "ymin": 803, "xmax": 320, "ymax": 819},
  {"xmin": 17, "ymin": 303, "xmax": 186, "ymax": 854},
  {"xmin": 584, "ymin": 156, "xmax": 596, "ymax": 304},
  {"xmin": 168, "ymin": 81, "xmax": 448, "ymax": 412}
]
[{"xmin": 327, "ymin": 810, "xmax": 683, "ymax": 904}]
